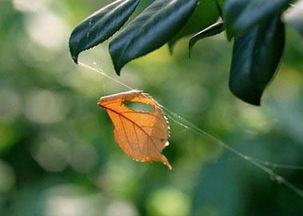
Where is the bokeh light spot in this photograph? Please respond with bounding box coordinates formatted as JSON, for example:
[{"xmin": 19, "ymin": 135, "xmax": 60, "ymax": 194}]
[{"xmin": 147, "ymin": 187, "xmax": 190, "ymax": 216}]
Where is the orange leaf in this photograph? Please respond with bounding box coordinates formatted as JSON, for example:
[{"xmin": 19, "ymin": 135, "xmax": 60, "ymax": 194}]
[{"xmin": 98, "ymin": 90, "xmax": 172, "ymax": 170}]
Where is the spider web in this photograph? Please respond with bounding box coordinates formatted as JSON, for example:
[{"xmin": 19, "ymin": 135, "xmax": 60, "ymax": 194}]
[{"xmin": 78, "ymin": 61, "xmax": 303, "ymax": 199}]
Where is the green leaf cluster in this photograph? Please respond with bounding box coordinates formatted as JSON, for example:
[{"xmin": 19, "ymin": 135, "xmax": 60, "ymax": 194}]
[{"xmin": 69, "ymin": 0, "xmax": 303, "ymax": 105}]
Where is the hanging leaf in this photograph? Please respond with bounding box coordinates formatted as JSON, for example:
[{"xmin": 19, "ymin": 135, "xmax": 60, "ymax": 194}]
[
  {"xmin": 224, "ymin": 0, "xmax": 290, "ymax": 39},
  {"xmin": 98, "ymin": 90, "xmax": 172, "ymax": 170},
  {"xmin": 109, "ymin": 0, "xmax": 197, "ymax": 75},
  {"xmin": 229, "ymin": 16, "xmax": 285, "ymax": 105},
  {"xmin": 168, "ymin": 0, "xmax": 220, "ymax": 53},
  {"xmin": 69, "ymin": 0, "xmax": 140, "ymax": 63},
  {"xmin": 283, "ymin": 0, "xmax": 303, "ymax": 36},
  {"xmin": 189, "ymin": 20, "xmax": 224, "ymax": 54}
]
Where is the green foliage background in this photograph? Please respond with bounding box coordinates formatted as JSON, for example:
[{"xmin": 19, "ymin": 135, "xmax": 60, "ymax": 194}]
[{"xmin": 0, "ymin": 0, "xmax": 303, "ymax": 215}]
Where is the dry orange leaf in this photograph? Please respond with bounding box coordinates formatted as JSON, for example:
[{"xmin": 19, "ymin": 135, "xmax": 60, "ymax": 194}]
[{"xmin": 98, "ymin": 90, "xmax": 172, "ymax": 170}]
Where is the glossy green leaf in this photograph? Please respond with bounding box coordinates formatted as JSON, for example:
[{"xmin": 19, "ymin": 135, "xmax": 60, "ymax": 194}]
[
  {"xmin": 69, "ymin": 0, "xmax": 140, "ymax": 63},
  {"xmin": 168, "ymin": 0, "xmax": 220, "ymax": 52},
  {"xmin": 109, "ymin": 0, "xmax": 198, "ymax": 75},
  {"xmin": 224, "ymin": 0, "xmax": 290, "ymax": 39},
  {"xmin": 283, "ymin": 0, "xmax": 303, "ymax": 36},
  {"xmin": 229, "ymin": 16, "xmax": 285, "ymax": 105},
  {"xmin": 189, "ymin": 20, "xmax": 224, "ymax": 54}
]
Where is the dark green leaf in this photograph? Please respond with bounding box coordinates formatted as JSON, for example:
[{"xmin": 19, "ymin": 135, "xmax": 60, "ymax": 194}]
[
  {"xmin": 69, "ymin": 0, "xmax": 140, "ymax": 63},
  {"xmin": 168, "ymin": 0, "xmax": 220, "ymax": 52},
  {"xmin": 229, "ymin": 16, "xmax": 285, "ymax": 105},
  {"xmin": 215, "ymin": 0, "xmax": 226, "ymax": 17},
  {"xmin": 224, "ymin": 0, "xmax": 290, "ymax": 39},
  {"xmin": 189, "ymin": 20, "xmax": 224, "ymax": 54},
  {"xmin": 109, "ymin": 0, "xmax": 198, "ymax": 75},
  {"xmin": 283, "ymin": 0, "xmax": 303, "ymax": 36}
]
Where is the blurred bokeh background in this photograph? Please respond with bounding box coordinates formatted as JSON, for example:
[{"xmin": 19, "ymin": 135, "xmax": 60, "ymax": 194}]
[{"xmin": 1, "ymin": 0, "xmax": 303, "ymax": 215}]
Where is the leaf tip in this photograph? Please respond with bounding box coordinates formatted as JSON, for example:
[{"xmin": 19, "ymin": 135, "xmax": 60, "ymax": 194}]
[
  {"xmin": 226, "ymin": 29, "xmax": 234, "ymax": 41},
  {"xmin": 188, "ymin": 39, "xmax": 195, "ymax": 56},
  {"xmin": 69, "ymin": 38, "xmax": 80, "ymax": 64},
  {"xmin": 162, "ymin": 157, "xmax": 173, "ymax": 171},
  {"xmin": 109, "ymin": 41, "xmax": 124, "ymax": 75},
  {"xmin": 167, "ymin": 42, "xmax": 175, "ymax": 55},
  {"xmin": 166, "ymin": 162, "xmax": 173, "ymax": 171},
  {"xmin": 71, "ymin": 55, "xmax": 79, "ymax": 64},
  {"xmin": 229, "ymin": 84, "xmax": 262, "ymax": 106},
  {"xmin": 114, "ymin": 64, "xmax": 122, "ymax": 76}
]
